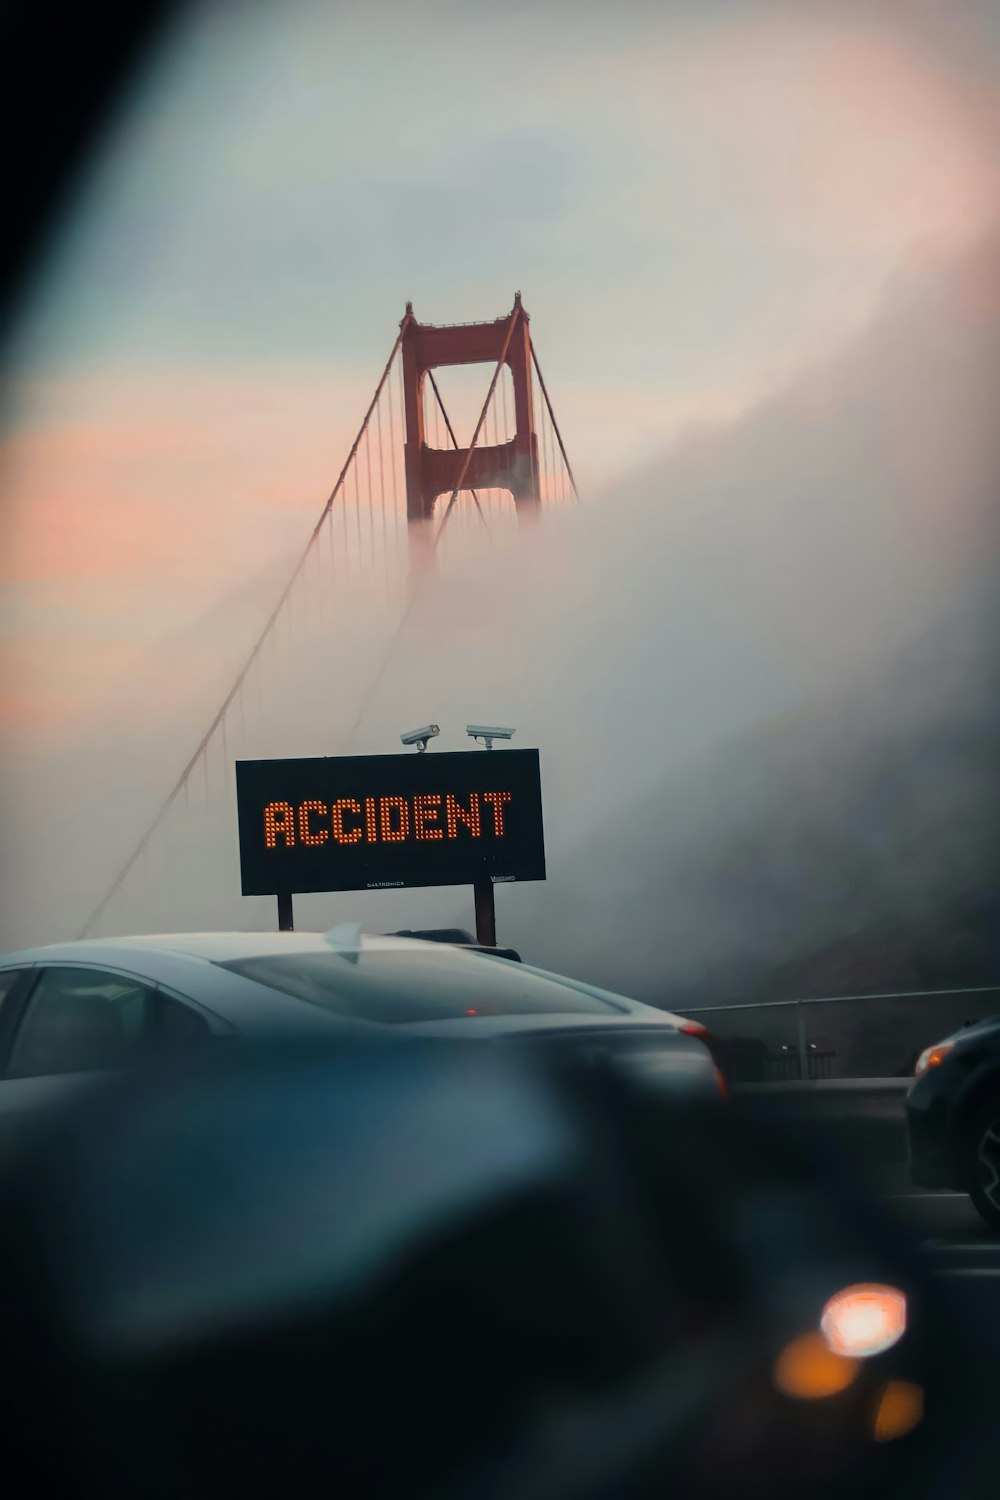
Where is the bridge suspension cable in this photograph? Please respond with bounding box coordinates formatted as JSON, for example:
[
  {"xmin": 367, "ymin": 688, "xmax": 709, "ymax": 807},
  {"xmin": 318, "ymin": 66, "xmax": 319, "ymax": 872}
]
[
  {"xmin": 531, "ymin": 344, "xmax": 578, "ymax": 501},
  {"xmin": 436, "ymin": 303, "xmax": 519, "ymax": 534},
  {"xmin": 77, "ymin": 316, "xmax": 413, "ymax": 939},
  {"xmin": 427, "ymin": 369, "xmax": 489, "ymax": 529},
  {"xmin": 78, "ymin": 300, "xmax": 577, "ymax": 938}
]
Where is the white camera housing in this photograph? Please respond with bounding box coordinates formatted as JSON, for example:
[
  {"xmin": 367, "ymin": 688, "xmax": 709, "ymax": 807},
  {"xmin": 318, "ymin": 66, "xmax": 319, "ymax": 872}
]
[
  {"xmin": 466, "ymin": 725, "xmax": 516, "ymax": 750},
  {"xmin": 400, "ymin": 725, "xmax": 440, "ymax": 753}
]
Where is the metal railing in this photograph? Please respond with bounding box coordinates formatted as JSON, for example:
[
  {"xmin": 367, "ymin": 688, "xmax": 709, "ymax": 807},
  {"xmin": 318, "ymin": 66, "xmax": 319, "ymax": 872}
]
[{"xmin": 677, "ymin": 985, "xmax": 1000, "ymax": 1082}]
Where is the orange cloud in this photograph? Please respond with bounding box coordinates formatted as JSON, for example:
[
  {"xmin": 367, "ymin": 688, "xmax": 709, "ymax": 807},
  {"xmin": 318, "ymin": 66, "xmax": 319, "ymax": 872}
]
[{"xmin": 0, "ymin": 367, "xmax": 374, "ymax": 587}]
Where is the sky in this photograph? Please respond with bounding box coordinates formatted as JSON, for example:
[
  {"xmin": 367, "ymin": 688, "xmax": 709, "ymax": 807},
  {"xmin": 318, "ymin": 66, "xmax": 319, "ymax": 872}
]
[{"xmin": 1, "ymin": 0, "xmax": 999, "ymax": 955}]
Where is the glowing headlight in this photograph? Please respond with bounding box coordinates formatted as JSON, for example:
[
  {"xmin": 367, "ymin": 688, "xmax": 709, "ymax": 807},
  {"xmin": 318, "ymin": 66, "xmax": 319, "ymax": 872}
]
[
  {"xmin": 915, "ymin": 1041, "xmax": 954, "ymax": 1077},
  {"xmin": 821, "ymin": 1284, "xmax": 907, "ymax": 1358}
]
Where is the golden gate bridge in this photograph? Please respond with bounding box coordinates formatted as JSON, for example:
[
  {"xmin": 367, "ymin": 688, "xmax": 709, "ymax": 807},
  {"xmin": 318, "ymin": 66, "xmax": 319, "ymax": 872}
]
[{"xmin": 79, "ymin": 295, "xmax": 577, "ymax": 938}]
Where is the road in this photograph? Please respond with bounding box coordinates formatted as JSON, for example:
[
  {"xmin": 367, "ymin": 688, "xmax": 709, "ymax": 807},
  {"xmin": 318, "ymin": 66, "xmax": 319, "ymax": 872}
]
[
  {"xmin": 736, "ymin": 1079, "xmax": 1000, "ymax": 1361},
  {"xmin": 892, "ymin": 1186, "xmax": 992, "ymax": 1246},
  {"xmin": 736, "ymin": 1077, "xmax": 995, "ymax": 1249},
  {"xmin": 892, "ymin": 1189, "xmax": 1000, "ymax": 1377},
  {"xmin": 893, "ymin": 1189, "xmax": 1000, "ymax": 1296}
]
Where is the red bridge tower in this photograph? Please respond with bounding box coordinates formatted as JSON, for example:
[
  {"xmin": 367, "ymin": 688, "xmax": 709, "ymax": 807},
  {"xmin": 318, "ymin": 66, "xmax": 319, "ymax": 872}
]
[{"xmin": 400, "ymin": 293, "xmax": 540, "ymax": 529}]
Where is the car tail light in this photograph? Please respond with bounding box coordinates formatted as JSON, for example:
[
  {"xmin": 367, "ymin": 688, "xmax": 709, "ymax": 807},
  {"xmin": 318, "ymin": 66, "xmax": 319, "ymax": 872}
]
[
  {"xmin": 677, "ymin": 1023, "xmax": 727, "ymax": 1097},
  {"xmin": 680, "ymin": 1021, "xmax": 724, "ymax": 1071},
  {"xmin": 680, "ymin": 1021, "xmax": 715, "ymax": 1055}
]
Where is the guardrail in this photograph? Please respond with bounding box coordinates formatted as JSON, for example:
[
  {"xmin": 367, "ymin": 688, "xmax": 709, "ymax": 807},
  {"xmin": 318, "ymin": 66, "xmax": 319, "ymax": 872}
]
[{"xmin": 676, "ymin": 984, "xmax": 1000, "ymax": 1082}]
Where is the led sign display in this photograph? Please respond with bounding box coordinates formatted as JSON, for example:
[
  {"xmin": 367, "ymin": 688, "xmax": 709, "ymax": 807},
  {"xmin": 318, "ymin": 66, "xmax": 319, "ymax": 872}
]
[{"xmin": 235, "ymin": 749, "xmax": 546, "ymax": 895}]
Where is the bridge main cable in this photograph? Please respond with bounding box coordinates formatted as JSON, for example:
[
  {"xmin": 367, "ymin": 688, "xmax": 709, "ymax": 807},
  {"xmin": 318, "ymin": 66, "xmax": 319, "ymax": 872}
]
[
  {"xmin": 436, "ymin": 302, "xmax": 520, "ymax": 533},
  {"xmin": 531, "ymin": 343, "xmax": 579, "ymax": 500},
  {"xmin": 427, "ymin": 370, "xmax": 488, "ymax": 528},
  {"xmin": 76, "ymin": 315, "xmax": 413, "ymax": 940}
]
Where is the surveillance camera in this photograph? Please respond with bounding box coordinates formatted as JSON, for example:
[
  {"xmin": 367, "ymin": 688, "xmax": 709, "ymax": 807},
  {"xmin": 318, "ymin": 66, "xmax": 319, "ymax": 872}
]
[
  {"xmin": 400, "ymin": 725, "xmax": 440, "ymax": 752},
  {"xmin": 467, "ymin": 726, "xmax": 515, "ymax": 741},
  {"xmin": 466, "ymin": 725, "xmax": 516, "ymax": 750}
]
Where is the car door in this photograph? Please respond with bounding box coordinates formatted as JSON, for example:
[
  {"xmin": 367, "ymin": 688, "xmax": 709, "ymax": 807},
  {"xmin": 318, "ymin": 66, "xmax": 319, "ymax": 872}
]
[{"xmin": 0, "ymin": 964, "xmax": 217, "ymax": 1128}]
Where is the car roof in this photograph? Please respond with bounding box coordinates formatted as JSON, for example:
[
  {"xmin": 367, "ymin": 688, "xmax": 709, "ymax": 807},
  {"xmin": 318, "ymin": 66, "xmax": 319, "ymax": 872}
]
[
  {"xmin": 0, "ymin": 930, "xmax": 432, "ymax": 966},
  {"xmin": 0, "ymin": 931, "xmax": 693, "ymax": 1037},
  {"xmin": 948, "ymin": 1012, "xmax": 1000, "ymax": 1044}
]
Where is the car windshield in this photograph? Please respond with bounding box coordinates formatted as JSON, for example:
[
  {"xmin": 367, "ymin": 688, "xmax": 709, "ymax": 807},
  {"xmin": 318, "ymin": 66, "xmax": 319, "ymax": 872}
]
[{"xmin": 217, "ymin": 948, "xmax": 622, "ymax": 1025}]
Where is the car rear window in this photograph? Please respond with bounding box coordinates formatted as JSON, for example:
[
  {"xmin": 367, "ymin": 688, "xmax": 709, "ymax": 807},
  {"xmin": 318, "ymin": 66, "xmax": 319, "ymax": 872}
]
[{"xmin": 217, "ymin": 948, "xmax": 620, "ymax": 1024}]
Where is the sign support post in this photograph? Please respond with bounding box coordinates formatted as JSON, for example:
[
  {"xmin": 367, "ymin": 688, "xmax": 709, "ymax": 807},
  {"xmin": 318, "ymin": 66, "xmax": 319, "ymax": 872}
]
[
  {"xmin": 473, "ymin": 880, "xmax": 496, "ymax": 948},
  {"xmin": 277, "ymin": 891, "xmax": 294, "ymax": 932}
]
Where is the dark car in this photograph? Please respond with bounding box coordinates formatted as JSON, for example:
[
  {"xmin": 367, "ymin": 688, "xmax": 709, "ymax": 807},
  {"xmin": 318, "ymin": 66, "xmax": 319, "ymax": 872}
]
[
  {"xmin": 906, "ymin": 1012, "xmax": 1000, "ymax": 1232},
  {"xmin": 387, "ymin": 927, "xmax": 523, "ymax": 962}
]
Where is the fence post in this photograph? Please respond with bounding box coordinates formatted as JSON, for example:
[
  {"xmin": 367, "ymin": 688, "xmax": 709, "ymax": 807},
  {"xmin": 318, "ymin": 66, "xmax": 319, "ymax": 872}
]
[{"xmin": 796, "ymin": 1001, "xmax": 809, "ymax": 1081}]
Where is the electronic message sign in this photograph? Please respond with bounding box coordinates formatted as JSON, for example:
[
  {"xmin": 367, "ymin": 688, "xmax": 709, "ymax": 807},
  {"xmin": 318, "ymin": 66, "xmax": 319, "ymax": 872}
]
[{"xmin": 235, "ymin": 750, "xmax": 546, "ymax": 896}]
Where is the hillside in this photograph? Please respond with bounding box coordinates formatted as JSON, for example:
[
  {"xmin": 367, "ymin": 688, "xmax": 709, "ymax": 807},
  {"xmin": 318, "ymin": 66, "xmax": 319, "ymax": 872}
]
[{"xmin": 508, "ymin": 228, "xmax": 1000, "ymax": 1009}]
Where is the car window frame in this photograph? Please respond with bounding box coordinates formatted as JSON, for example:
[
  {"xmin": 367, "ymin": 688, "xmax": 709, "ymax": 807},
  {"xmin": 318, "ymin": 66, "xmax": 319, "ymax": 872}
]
[
  {"xmin": 0, "ymin": 962, "xmax": 229, "ymax": 1081},
  {"xmin": 151, "ymin": 981, "xmax": 233, "ymax": 1038},
  {"xmin": 0, "ymin": 965, "xmax": 41, "ymax": 1074}
]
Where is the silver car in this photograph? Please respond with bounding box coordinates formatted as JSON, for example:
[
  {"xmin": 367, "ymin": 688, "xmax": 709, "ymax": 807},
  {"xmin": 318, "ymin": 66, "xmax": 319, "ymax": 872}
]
[{"xmin": 0, "ymin": 929, "xmax": 721, "ymax": 1117}]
